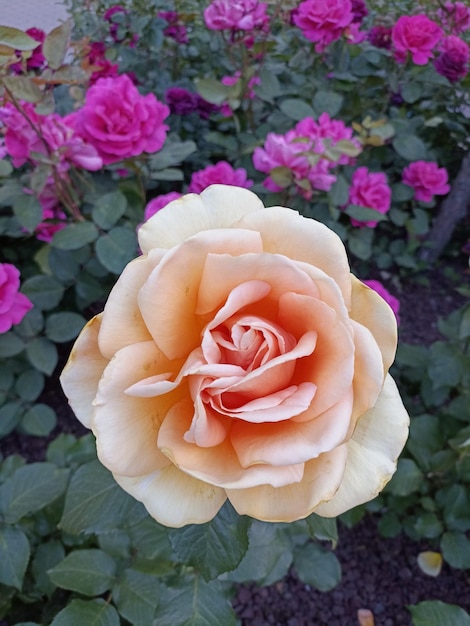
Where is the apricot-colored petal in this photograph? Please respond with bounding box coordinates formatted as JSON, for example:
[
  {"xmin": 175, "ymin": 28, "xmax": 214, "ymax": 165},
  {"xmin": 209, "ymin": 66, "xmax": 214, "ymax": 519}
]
[
  {"xmin": 114, "ymin": 465, "xmax": 227, "ymax": 527},
  {"xmin": 98, "ymin": 249, "xmax": 164, "ymax": 360},
  {"xmin": 314, "ymin": 375, "xmax": 409, "ymax": 517},
  {"xmin": 231, "ymin": 388, "xmax": 353, "ymax": 466},
  {"xmin": 158, "ymin": 399, "xmax": 305, "ymax": 488},
  {"xmin": 138, "ymin": 229, "xmax": 263, "ymax": 360},
  {"xmin": 138, "ymin": 184, "xmax": 265, "ymax": 253},
  {"xmin": 226, "ymin": 445, "xmax": 348, "ymax": 522},
  {"xmin": 278, "ymin": 292, "xmax": 355, "ymax": 418},
  {"xmin": 59, "ymin": 315, "xmax": 107, "ymax": 428},
  {"xmin": 235, "ymin": 207, "xmax": 352, "ymax": 306},
  {"xmin": 350, "ymin": 275, "xmax": 397, "ymax": 372},
  {"xmin": 196, "ymin": 252, "xmax": 320, "ymax": 318},
  {"xmin": 93, "ymin": 341, "xmax": 181, "ymax": 476}
]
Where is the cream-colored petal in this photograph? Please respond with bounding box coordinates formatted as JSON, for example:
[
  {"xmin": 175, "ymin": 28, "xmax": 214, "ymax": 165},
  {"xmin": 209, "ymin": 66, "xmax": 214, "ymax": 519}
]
[
  {"xmin": 158, "ymin": 399, "xmax": 305, "ymax": 488},
  {"xmin": 138, "ymin": 184, "xmax": 265, "ymax": 253},
  {"xmin": 98, "ymin": 249, "xmax": 164, "ymax": 360},
  {"xmin": 235, "ymin": 207, "xmax": 352, "ymax": 307},
  {"xmin": 314, "ymin": 374, "xmax": 409, "ymax": 517},
  {"xmin": 60, "ymin": 315, "xmax": 107, "ymax": 428},
  {"xmin": 226, "ymin": 445, "xmax": 348, "ymax": 522},
  {"xmin": 114, "ymin": 465, "xmax": 226, "ymax": 527},
  {"xmin": 138, "ymin": 229, "xmax": 263, "ymax": 360},
  {"xmin": 230, "ymin": 388, "xmax": 353, "ymax": 467},
  {"xmin": 93, "ymin": 341, "xmax": 181, "ymax": 476},
  {"xmin": 350, "ymin": 275, "xmax": 397, "ymax": 373}
]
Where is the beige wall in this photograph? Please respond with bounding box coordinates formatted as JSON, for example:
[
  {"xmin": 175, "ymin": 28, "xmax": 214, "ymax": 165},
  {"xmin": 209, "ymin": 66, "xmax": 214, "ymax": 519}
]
[{"xmin": 1, "ymin": 0, "xmax": 68, "ymax": 33}]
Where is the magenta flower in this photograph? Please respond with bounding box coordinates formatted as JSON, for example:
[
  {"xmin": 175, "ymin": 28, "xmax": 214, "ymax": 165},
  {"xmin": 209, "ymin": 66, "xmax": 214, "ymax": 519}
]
[
  {"xmin": 392, "ymin": 15, "xmax": 442, "ymax": 65},
  {"xmin": 253, "ymin": 130, "xmax": 311, "ymax": 191},
  {"xmin": 165, "ymin": 87, "xmax": 199, "ymax": 115},
  {"xmin": 363, "ymin": 280, "xmax": 400, "ymax": 324},
  {"xmin": 204, "ymin": 0, "xmax": 269, "ymax": 32},
  {"xmin": 347, "ymin": 167, "xmax": 391, "ymax": 227},
  {"xmin": 158, "ymin": 11, "xmax": 189, "ymax": 44},
  {"xmin": 293, "ymin": 0, "xmax": 354, "ymax": 53},
  {"xmin": 437, "ymin": 2, "xmax": 470, "ymax": 35},
  {"xmin": 188, "ymin": 162, "xmax": 253, "ymax": 193},
  {"xmin": 351, "ymin": 0, "xmax": 368, "ymax": 24},
  {"xmin": 85, "ymin": 42, "xmax": 119, "ymax": 85},
  {"xmin": 367, "ymin": 25, "xmax": 392, "ymax": 50},
  {"xmin": 144, "ymin": 192, "xmax": 183, "ymax": 221},
  {"xmin": 402, "ymin": 161, "xmax": 450, "ymax": 203},
  {"xmin": 434, "ymin": 35, "xmax": 469, "ymax": 82},
  {"xmin": 71, "ymin": 74, "xmax": 170, "ymax": 165},
  {"xmin": 11, "ymin": 27, "xmax": 46, "ymax": 73},
  {"xmin": 0, "ymin": 263, "xmax": 33, "ymax": 333}
]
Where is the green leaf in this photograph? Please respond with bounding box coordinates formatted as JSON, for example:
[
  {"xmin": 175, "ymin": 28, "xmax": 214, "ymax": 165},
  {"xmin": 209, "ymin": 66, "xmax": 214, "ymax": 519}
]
[
  {"xmin": 113, "ymin": 568, "xmax": 162, "ymax": 625},
  {"xmin": 154, "ymin": 575, "xmax": 236, "ymax": 626},
  {"xmin": 59, "ymin": 460, "xmax": 147, "ymax": 535},
  {"xmin": 387, "ymin": 458, "xmax": 423, "ymax": 497},
  {"xmin": 378, "ymin": 511, "xmax": 402, "ymax": 538},
  {"xmin": 22, "ymin": 275, "xmax": 64, "ymax": 310},
  {"xmin": 0, "ymin": 402, "xmax": 22, "ymax": 438},
  {"xmin": 48, "ymin": 247, "xmax": 81, "ymax": 283},
  {"xmin": 149, "ymin": 140, "xmax": 197, "ymax": 170},
  {"xmin": 32, "ymin": 540, "xmax": 65, "ymax": 596},
  {"xmin": 15, "ymin": 369, "xmax": 44, "ymax": 402},
  {"xmin": 21, "ymin": 404, "xmax": 57, "ymax": 436},
  {"xmin": 344, "ymin": 204, "xmax": 388, "ymax": 223},
  {"xmin": 149, "ymin": 167, "xmax": 184, "ymax": 181},
  {"xmin": 92, "ymin": 191, "xmax": 127, "ymax": 230},
  {"xmin": 257, "ymin": 67, "xmax": 282, "ymax": 102},
  {"xmin": 306, "ymin": 514, "xmax": 338, "ymax": 546},
  {"xmin": 313, "ymin": 90, "xmax": 344, "ymax": 117},
  {"xmin": 392, "ymin": 135, "xmax": 427, "ymax": 161},
  {"xmin": 129, "ymin": 517, "xmax": 175, "ymax": 562},
  {"xmin": 402, "ymin": 83, "xmax": 422, "ymax": 104},
  {"xmin": 48, "ymin": 549, "xmax": 116, "ymax": 596},
  {"xmin": 169, "ymin": 502, "xmax": 251, "ymax": 581},
  {"xmin": 279, "ymin": 98, "xmax": 315, "ymax": 121},
  {"xmin": 195, "ymin": 78, "xmax": 232, "ymax": 105},
  {"xmin": 0, "ymin": 332, "xmax": 25, "ymax": 357},
  {"xmin": 0, "ymin": 26, "xmax": 38, "ymax": 49},
  {"xmin": 52, "ymin": 222, "xmax": 99, "ymax": 250},
  {"xmin": 0, "ymin": 160, "xmax": 12, "ymax": 178},
  {"xmin": 328, "ymin": 174, "xmax": 349, "ymax": 207},
  {"xmin": 441, "ymin": 531, "xmax": 470, "ymax": 569},
  {"xmin": 226, "ymin": 521, "xmax": 293, "ymax": 586},
  {"xmin": 0, "ymin": 462, "xmax": 69, "ymax": 523},
  {"xmin": 43, "ymin": 20, "xmax": 72, "ymax": 70},
  {"xmin": 2, "ymin": 76, "xmax": 43, "ymax": 103},
  {"xmin": 95, "ymin": 227, "xmax": 137, "ymax": 274},
  {"xmin": 409, "ymin": 600, "xmax": 470, "ymax": 626},
  {"xmin": 293, "ymin": 542, "xmax": 341, "ymax": 592},
  {"xmin": 347, "ymin": 228, "xmax": 373, "ymax": 260},
  {"xmin": 12, "ymin": 194, "xmax": 43, "ymax": 232},
  {"xmin": 45, "ymin": 312, "xmax": 86, "ymax": 343},
  {"xmin": 50, "ymin": 599, "xmax": 120, "ymax": 626},
  {"xmin": 0, "ymin": 527, "xmax": 30, "ymax": 590},
  {"xmin": 26, "ymin": 337, "xmax": 58, "ymax": 375}
]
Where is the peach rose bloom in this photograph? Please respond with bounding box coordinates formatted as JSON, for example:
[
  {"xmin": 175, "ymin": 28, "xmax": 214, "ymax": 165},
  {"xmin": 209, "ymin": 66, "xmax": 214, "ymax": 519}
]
[{"xmin": 60, "ymin": 185, "xmax": 409, "ymax": 527}]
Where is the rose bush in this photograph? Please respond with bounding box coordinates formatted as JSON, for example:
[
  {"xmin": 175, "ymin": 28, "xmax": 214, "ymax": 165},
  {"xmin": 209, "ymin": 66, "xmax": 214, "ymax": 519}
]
[{"xmin": 61, "ymin": 185, "xmax": 409, "ymax": 528}]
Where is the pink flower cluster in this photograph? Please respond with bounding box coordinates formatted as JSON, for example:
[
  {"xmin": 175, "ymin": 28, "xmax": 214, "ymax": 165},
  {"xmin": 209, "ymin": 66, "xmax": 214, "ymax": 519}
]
[
  {"xmin": 84, "ymin": 42, "xmax": 119, "ymax": 85},
  {"xmin": 204, "ymin": 0, "xmax": 269, "ymax": 33},
  {"xmin": 253, "ymin": 113, "xmax": 361, "ymax": 198},
  {"xmin": 363, "ymin": 280, "xmax": 400, "ymax": 324},
  {"xmin": 392, "ymin": 15, "xmax": 442, "ymax": 65},
  {"xmin": 434, "ymin": 35, "xmax": 469, "ymax": 82},
  {"xmin": 69, "ymin": 74, "xmax": 170, "ymax": 165},
  {"xmin": 0, "ymin": 102, "xmax": 102, "ymax": 172},
  {"xmin": 11, "ymin": 27, "xmax": 46, "ymax": 73},
  {"xmin": 402, "ymin": 161, "xmax": 450, "ymax": 203},
  {"xmin": 0, "ymin": 263, "xmax": 33, "ymax": 333},
  {"xmin": 293, "ymin": 0, "xmax": 354, "ymax": 53},
  {"xmin": 188, "ymin": 161, "xmax": 253, "ymax": 193},
  {"xmin": 347, "ymin": 167, "xmax": 391, "ymax": 227},
  {"xmin": 165, "ymin": 87, "xmax": 219, "ymax": 119},
  {"xmin": 437, "ymin": 1, "xmax": 470, "ymax": 35}
]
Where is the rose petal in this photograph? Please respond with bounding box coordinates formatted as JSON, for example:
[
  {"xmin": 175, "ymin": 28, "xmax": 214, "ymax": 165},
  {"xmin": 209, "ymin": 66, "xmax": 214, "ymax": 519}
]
[
  {"xmin": 235, "ymin": 207, "xmax": 352, "ymax": 307},
  {"xmin": 158, "ymin": 398, "xmax": 305, "ymax": 488},
  {"xmin": 314, "ymin": 375, "xmax": 410, "ymax": 517},
  {"xmin": 226, "ymin": 445, "xmax": 348, "ymax": 522},
  {"xmin": 114, "ymin": 465, "xmax": 227, "ymax": 527},
  {"xmin": 138, "ymin": 184, "xmax": 265, "ymax": 253},
  {"xmin": 138, "ymin": 229, "xmax": 263, "ymax": 360},
  {"xmin": 98, "ymin": 249, "xmax": 164, "ymax": 360},
  {"xmin": 93, "ymin": 340, "xmax": 182, "ymax": 476},
  {"xmin": 59, "ymin": 315, "xmax": 107, "ymax": 428}
]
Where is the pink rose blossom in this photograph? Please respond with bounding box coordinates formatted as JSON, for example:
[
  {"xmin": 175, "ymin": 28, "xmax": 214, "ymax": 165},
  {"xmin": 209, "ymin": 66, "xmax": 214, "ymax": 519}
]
[
  {"xmin": 437, "ymin": 2, "xmax": 470, "ymax": 35},
  {"xmin": 159, "ymin": 11, "xmax": 189, "ymax": 44},
  {"xmin": 392, "ymin": 15, "xmax": 442, "ymax": 65},
  {"xmin": 347, "ymin": 167, "xmax": 391, "ymax": 227},
  {"xmin": 11, "ymin": 27, "xmax": 46, "ymax": 73},
  {"xmin": 71, "ymin": 74, "xmax": 170, "ymax": 165},
  {"xmin": 402, "ymin": 161, "xmax": 450, "ymax": 203},
  {"xmin": 363, "ymin": 280, "xmax": 400, "ymax": 324},
  {"xmin": 204, "ymin": 0, "xmax": 269, "ymax": 32},
  {"xmin": 434, "ymin": 35, "xmax": 469, "ymax": 82},
  {"xmin": 85, "ymin": 42, "xmax": 119, "ymax": 85},
  {"xmin": 367, "ymin": 25, "xmax": 392, "ymax": 49},
  {"xmin": 253, "ymin": 130, "xmax": 311, "ymax": 192},
  {"xmin": 351, "ymin": 0, "xmax": 368, "ymax": 24},
  {"xmin": 293, "ymin": 0, "xmax": 354, "ymax": 53},
  {"xmin": 188, "ymin": 161, "xmax": 253, "ymax": 193},
  {"xmin": 0, "ymin": 263, "xmax": 33, "ymax": 333},
  {"xmin": 144, "ymin": 192, "xmax": 182, "ymax": 221}
]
